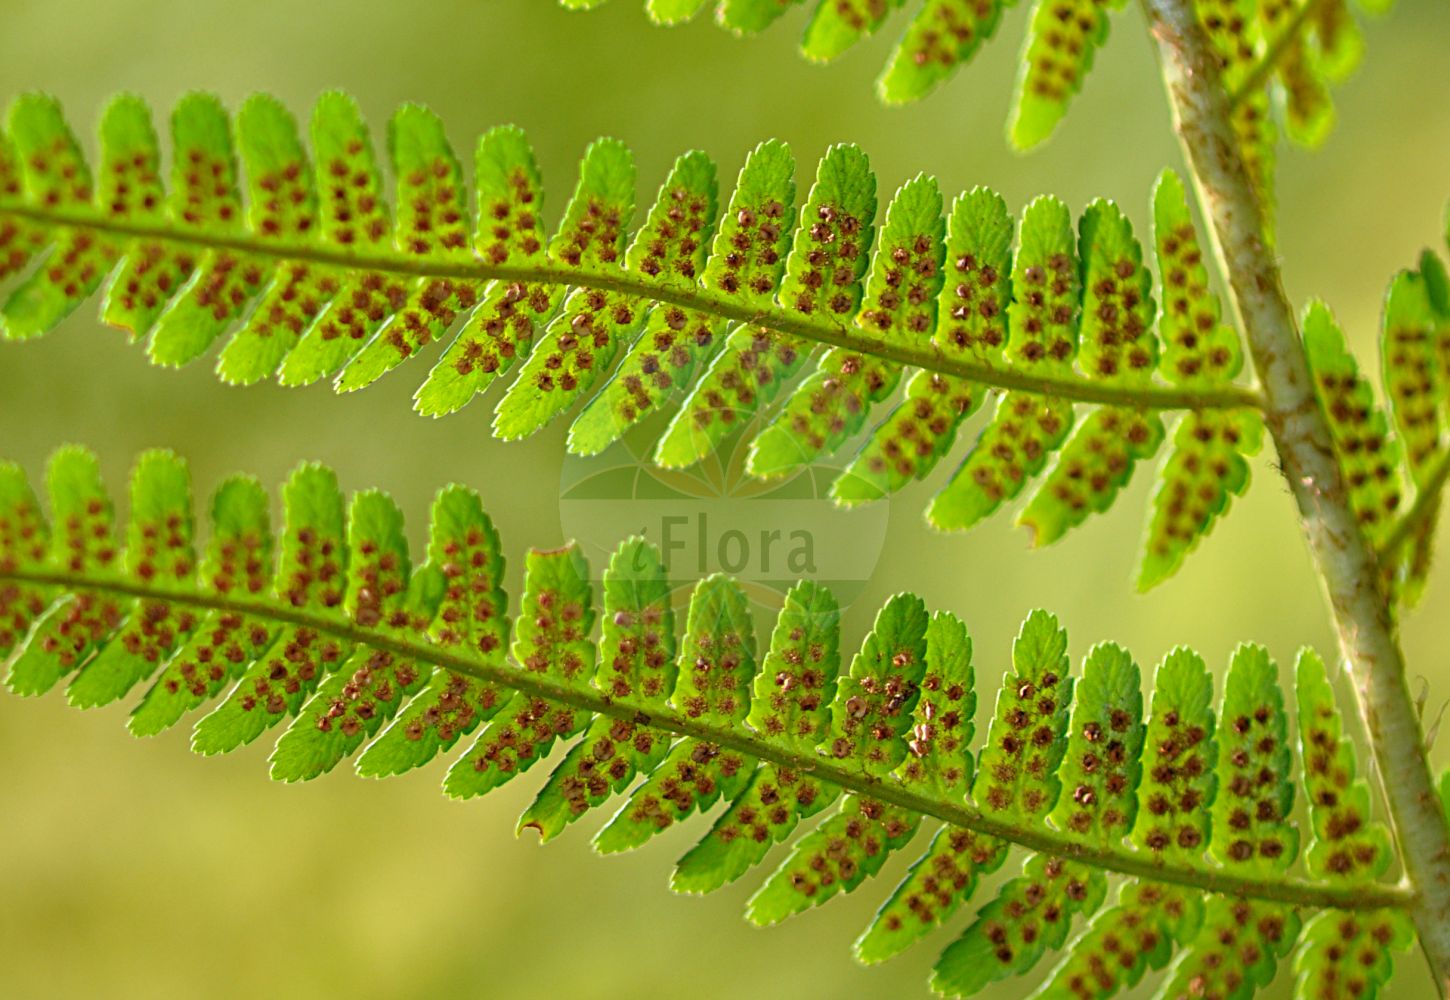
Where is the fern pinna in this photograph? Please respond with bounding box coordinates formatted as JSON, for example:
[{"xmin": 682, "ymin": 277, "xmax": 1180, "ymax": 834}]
[
  {"xmin": 4, "ymin": 93, "xmax": 1446, "ymax": 595},
  {"xmin": 0, "ymin": 445, "xmax": 1422, "ymax": 998},
  {"xmin": 0, "ymin": 90, "xmax": 1276, "ymax": 589},
  {"xmin": 563, "ymin": 0, "xmax": 1387, "ymax": 167}
]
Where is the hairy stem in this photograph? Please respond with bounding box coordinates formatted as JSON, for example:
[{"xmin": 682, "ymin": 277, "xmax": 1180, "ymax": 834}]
[
  {"xmin": 0, "ymin": 565, "xmax": 1407, "ymax": 912},
  {"xmin": 1142, "ymin": 0, "xmax": 1450, "ymax": 990},
  {"xmin": 2, "ymin": 205, "xmax": 1261, "ymax": 412}
]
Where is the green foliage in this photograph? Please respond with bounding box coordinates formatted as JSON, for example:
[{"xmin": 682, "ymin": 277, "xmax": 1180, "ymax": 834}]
[
  {"xmin": 0, "ymin": 94, "xmax": 1276, "ymax": 588},
  {"xmin": 1139, "ymin": 169, "xmax": 1259, "ymax": 590},
  {"xmin": 927, "ymin": 197, "xmax": 1080, "ymax": 533},
  {"xmin": 1304, "ymin": 299, "xmax": 1407, "ymax": 549},
  {"xmin": 1010, "ymin": 0, "xmax": 1126, "ymax": 150},
  {"xmin": 1161, "ymin": 644, "xmax": 1300, "ymax": 999},
  {"xmin": 562, "ymin": 0, "xmax": 1384, "ymax": 168},
  {"xmin": 972, "ymin": 608, "xmax": 1072, "ymax": 821},
  {"xmin": 0, "ymin": 443, "xmax": 1417, "ymax": 998},
  {"xmin": 1017, "ymin": 200, "xmax": 1162, "ymax": 546},
  {"xmin": 1292, "ymin": 648, "xmax": 1412, "ymax": 1000},
  {"xmin": 1129, "ymin": 647, "xmax": 1215, "ymax": 863},
  {"xmin": 1301, "ymin": 230, "xmax": 1450, "ymax": 604},
  {"xmin": 190, "ymin": 463, "xmax": 349, "ymax": 755}
]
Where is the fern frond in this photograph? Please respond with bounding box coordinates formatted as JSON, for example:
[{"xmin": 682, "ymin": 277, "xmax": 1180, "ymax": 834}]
[
  {"xmin": 0, "ymin": 93, "xmax": 1269, "ymax": 586},
  {"xmin": 0, "ymin": 444, "xmax": 1420, "ymax": 998}
]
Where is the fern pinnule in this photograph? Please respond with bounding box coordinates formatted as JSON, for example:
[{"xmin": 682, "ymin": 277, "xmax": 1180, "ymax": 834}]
[{"xmin": 0, "ymin": 442, "xmax": 1422, "ymax": 998}]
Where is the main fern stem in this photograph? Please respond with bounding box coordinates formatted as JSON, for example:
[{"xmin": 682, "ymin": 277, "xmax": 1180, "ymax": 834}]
[{"xmin": 1141, "ymin": 0, "xmax": 1450, "ymax": 990}]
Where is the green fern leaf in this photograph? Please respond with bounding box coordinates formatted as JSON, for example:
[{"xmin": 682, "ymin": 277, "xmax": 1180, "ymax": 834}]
[
  {"xmin": 1032, "ymin": 881, "xmax": 1202, "ymax": 998},
  {"xmin": 190, "ymin": 463, "xmax": 350, "ymax": 755},
  {"xmin": 128, "ymin": 475, "xmax": 273, "ymax": 737},
  {"xmin": 0, "ymin": 461, "xmax": 52, "ymax": 661},
  {"xmin": 746, "ymin": 593, "xmax": 931, "ymax": 924},
  {"xmin": 1010, "ymin": 0, "xmax": 1126, "ymax": 150},
  {"xmin": 973, "ymin": 608, "xmax": 1072, "ymax": 819},
  {"xmin": 802, "ymin": 0, "xmax": 907, "ymax": 62},
  {"xmin": 0, "ymin": 444, "xmax": 1423, "ymax": 999},
  {"xmin": 877, "ymin": 0, "xmax": 1010, "ymax": 105},
  {"xmin": 1129, "ymin": 646, "xmax": 1216, "ymax": 862},
  {"xmin": 1291, "ymin": 647, "xmax": 1411, "ymax": 1000},
  {"xmin": 269, "ymin": 492, "xmax": 444, "ymax": 781},
  {"xmin": 93, "ymin": 94, "xmax": 169, "ymax": 338},
  {"xmin": 1295, "ymin": 648, "xmax": 1392, "ymax": 882},
  {"xmin": 1139, "ymin": 170, "xmax": 1257, "ymax": 590},
  {"xmin": 1018, "ymin": 200, "xmax": 1162, "ymax": 545},
  {"xmin": 561, "ymin": 0, "xmax": 1379, "ymax": 196},
  {"xmin": 493, "ymin": 138, "xmax": 637, "ymax": 440},
  {"xmin": 331, "ymin": 105, "xmax": 477, "ymax": 394},
  {"xmin": 149, "ymin": 94, "xmax": 303, "ymax": 367},
  {"xmin": 742, "ymin": 142, "xmax": 877, "ymax": 475},
  {"xmin": 929, "ymin": 196, "xmax": 1079, "ymax": 532},
  {"xmin": 647, "ymin": 0, "xmax": 711, "ymax": 25},
  {"xmin": 566, "ymin": 151, "xmax": 722, "ymax": 455},
  {"xmin": 517, "ymin": 538, "xmax": 675, "ymax": 839},
  {"xmin": 1308, "ymin": 0, "xmax": 1365, "ymax": 84},
  {"xmin": 716, "ymin": 0, "xmax": 806, "ymax": 36},
  {"xmin": 1381, "ymin": 268, "xmax": 1443, "ymax": 475},
  {"xmin": 1304, "ymin": 299, "xmax": 1406, "ymax": 547},
  {"xmin": 747, "ymin": 792, "xmax": 922, "ymax": 924},
  {"xmin": 1047, "ymin": 642, "xmax": 1143, "ymax": 846},
  {"xmin": 1161, "ymin": 644, "xmax": 1301, "ymax": 1000},
  {"xmin": 64, "ymin": 450, "xmax": 196, "ymax": 709},
  {"xmin": 215, "ymin": 104, "xmax": 331, "ymax": 385},
  {"xmin": 278, "ymin": 95, "xmax": 398, "ymax": 388},
  {"xmin": 4, "ymin": 447, "xmax": 124, "ymax": 696},
  {"xmin": 1198, "ymin": 0, "xmax": 1278, "ymax": 219},
  {"xmin": 653, "ymin": 140, "xmax": 799, "ymax": 468},
  {"xmin": 1382, "ymin": 249, "xmax": 1450, "ymax": 600},
  {"xmin": 750, "ymin": 172, "xmax": 937, "ymax": 479},
  {"xmin": 1294, "ymin": 908, "xmax": 1413, "ymax": 1000},
  {"xmin": 932, "ymin": 853, "xmax": 1107, "ymax": 997},
  {"xmin": 592, "ymin": 574, "xmax": 756, "ymax": 851},
  {"xmin": 0, "ymin": 125, "xmax": 48, "ymax": 283},
  {"xmin": 833, "ymin": 186, "xmax": 1008, "ymax": 504},
  {"xmin": 854, "ymin": 611, "xmax": 996, "ymax": 963},
  {"xmin": 443, "ymin": 544, "xmax": 593, "ymax": 799},
  {"xmin": 671, "ymin": 579, "xmax": 841, "ymax": 893},
  {"xmin": 354, "ymin": 486, "xmax": 510, "ymax": 778},
  {"xmin": 3, "ymin": 94, "xmax": 113, "ymax": 341},
  {"xmin": 933, "ymin": 632, "xmax": 1149, "ymax": 996},
  {"xmin": 0, "ymin": 93, "xmax": 1279, "ymax": 587},
  {"xmin": 1213, "ymin": 644, "xmax": 1297, "ymax": 871},
  {"xmin": 414, "ymin": 122, "xmax": 549, "ymax": 414},
  {"xmin": 855, "ymin": 823, "xmax": 1008, "ymax": 965},
  {"xmin": 221, "ymin": 93, "xmax": 380, "ymax": 385},
  {"xmin": 1259, "ymin": 0, "xmax": 1335, "ymax": 148}
]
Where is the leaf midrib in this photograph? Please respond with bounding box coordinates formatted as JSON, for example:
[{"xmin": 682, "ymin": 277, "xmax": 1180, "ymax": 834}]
[
  {"xmin": 0, "ymin": 565, "xmax": 1402, "ymax": 912},
  {"xmin": 3, "ymin": 203, "xmax": 1263, "ymax": 411}
]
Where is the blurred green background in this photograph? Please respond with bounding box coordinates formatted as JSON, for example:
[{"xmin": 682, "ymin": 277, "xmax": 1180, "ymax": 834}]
[{"xmin": 1, "ymin": 1, "xmax": 1448, "ymax": 997}]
